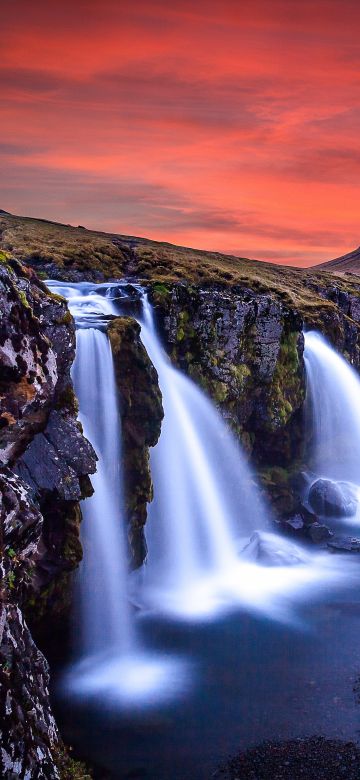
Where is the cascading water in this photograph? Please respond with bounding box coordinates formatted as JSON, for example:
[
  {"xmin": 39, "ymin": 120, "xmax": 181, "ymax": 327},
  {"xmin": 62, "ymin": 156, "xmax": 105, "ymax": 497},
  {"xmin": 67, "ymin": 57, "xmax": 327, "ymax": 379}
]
[
  {"xmin": 72, "ymin": 327, "xmax": 133, "ymax": 657},
  {"xmin": 304, "ymin": 330, "xmax": 360, "ymax": 529},
  {"xmin": 46, "ymin": 281, "xmax": 188, "ymax": 705},
  {"xmin": 138, "ymin": 299, "xmax": 269, "ymax": 615},
  {"xmin": 46, "ymin": 281, "xmax": 354, "ymax": 661},
  {"xmin": 304, "ymin": 330, "xmax": 360, "ymax": 482},
  {"xmin": 136, "ymin": 301, "xmax": 350, "ymax": 621}
]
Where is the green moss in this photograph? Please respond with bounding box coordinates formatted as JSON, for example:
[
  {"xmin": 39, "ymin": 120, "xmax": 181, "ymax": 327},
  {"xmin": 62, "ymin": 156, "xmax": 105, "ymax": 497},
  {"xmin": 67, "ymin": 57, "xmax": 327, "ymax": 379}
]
[
  {"xmin": 152, "ymin": 281, "xmax": 171, "ymax": 297},
  {"xmin": 17, "ymin": 289, "xmax": 32, "ymax": 310},
  {"xmin": 52, "ymin": 745, "xmax": 93, "ymax": 779},
  {"xmin": 176, "ymin": 309, "xmax": 195, "ymax": 342},
  {"xmin": 48, "ymin": 290, "xmax": 67, "ymax": 304},
  {"xmin": 230, "ymin": 363, "xmax": 251, "ymax": 389},
  {"xmin": 266, "ymin": 330, "xmax": 303, "ymax": 430},
  {"xmin": 60, "ymin": 309, "xmax": 73, "ymax": 325},
  {"xmin": 0, "ymin": 250, "xmax": 11, "ymax": 268}
]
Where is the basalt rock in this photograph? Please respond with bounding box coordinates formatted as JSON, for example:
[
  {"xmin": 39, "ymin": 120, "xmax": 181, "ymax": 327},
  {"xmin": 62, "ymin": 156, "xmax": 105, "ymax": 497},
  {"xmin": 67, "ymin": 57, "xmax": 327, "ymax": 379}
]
[
  {"xmin": 108, "ymin": 316, "xmax": 163, "ymax": 567},
  {"xmin": 0, "ymin": 602, "xmax": 61, "ymax": 779},
  {"xmin": 308, "ymin": 478, "xmax": 358, "ymax": 518},
  {"xmin": 0, "ymin": 468, "xmax": 62, "ymax": 777},
  {"xmin": 11, "ymin": 268, "xmax": 97, "ymax": 623},
  {"xmin": 0, "ymin": 255, "xmax": 58, "ymax": 465},
  {"xmin": 150, "ymin": 281, "xmax": 305, "ymax": 470},
  {"xmin": 0, "ymin": 255, "xmax": 96, "ymax": 775}
]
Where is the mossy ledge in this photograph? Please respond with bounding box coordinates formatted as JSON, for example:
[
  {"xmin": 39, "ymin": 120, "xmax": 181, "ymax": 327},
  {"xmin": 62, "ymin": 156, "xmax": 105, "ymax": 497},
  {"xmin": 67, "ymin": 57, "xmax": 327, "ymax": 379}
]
[{"xmin": 108, "ymin": 316, "xmax": 163, "ymax": 567}]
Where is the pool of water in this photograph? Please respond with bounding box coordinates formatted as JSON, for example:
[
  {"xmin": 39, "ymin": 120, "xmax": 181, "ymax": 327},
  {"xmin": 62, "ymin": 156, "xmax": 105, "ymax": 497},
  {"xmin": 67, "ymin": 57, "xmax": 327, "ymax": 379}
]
[{"xmin": 53, "ymin": 567, "xmax": 360, "ymax": 780}]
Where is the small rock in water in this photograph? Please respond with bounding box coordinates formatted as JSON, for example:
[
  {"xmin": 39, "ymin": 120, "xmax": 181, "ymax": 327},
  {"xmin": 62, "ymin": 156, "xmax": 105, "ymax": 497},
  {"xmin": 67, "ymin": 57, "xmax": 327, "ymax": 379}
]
[
  {"xmin": 327, "ymin": 535, "xmax": 360, "ymax": 553},
  {"xmin": 308, "ymin": 523, "xmax": 333, "ymax": 544},
  {"xmin": 240, "ymin": 531, "xmax": 306, "ymax": 566},
  {"xmin": 285, "ymin": 514, "xmax": 304, "ymax": 531},
  {"xmin": 308, "ymin": 478, "xmax": 358, "ymax": 518}
]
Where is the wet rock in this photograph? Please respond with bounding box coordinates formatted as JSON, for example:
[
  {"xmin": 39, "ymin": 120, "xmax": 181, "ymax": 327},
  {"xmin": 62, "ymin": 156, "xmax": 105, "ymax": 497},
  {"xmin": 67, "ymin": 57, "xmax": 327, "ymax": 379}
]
[
  {"xmin": 308, "ymin": 522, "xmax": 333, "ymax": 543},
  {"xmin": 308, "ymin": 478, "xmax": 358, "ymax": 518},
  {"xmin": 0, "ymin": 256, "xmax": 98, "ymax": 774},
  {"xmin": 0, "ymin": 263, "xmax": 96, "ymax": 627},
  {"xmin": 240, "ymin": 531, "xmax": 306, "ymax": 566},
  {"xmin": 284, "ymin": 514, "xmax": 305, "ymax": 531},
  {"xmin": 327, "ymin": 535, "xmax": 360, "ymax": 553},
  {"xmin": 152, "ymin": 283, "xmax": 304, "ymax": 450},
  {"xmin": 0, "ymin": 470, "xmax": 62, "ymax": 776},
  {"xmin": 0, "ymin": 603, "xmax": 61, "ymax": 779},
  {"xmin": 18, "ymin": 410, "xmax": 96, "ymax": 501},
  {"xmin": 0, "ymin": 258, "xmax": 58, "ymax": 465},
  {"xmin": 108, "ymin": 316, "xmax": 163, "ymax": 567}
]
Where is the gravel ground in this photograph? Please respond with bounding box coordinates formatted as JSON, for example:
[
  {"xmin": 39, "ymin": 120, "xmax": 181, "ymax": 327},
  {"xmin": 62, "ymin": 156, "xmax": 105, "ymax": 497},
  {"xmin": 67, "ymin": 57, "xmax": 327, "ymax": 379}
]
[{"xmin": 215, "ymin": 737, "xmax": 360, "ymax": 779}]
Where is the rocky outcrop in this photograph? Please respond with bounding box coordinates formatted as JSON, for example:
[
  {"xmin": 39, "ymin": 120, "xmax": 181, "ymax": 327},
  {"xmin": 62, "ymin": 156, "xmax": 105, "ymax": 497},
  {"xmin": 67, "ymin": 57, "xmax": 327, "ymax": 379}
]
[
  {"xmin": 303, "ymin": 277, "xmax": 360, "ymax": 365},
  {"xmin": 0, "ymin": 254, "xmax": 96, "ymax": 776},
  {"xmin": 308, "ymin": 478, "xmax": 358, "ymax": 518},
  {"xmin": 108, "ymin": 316, "xmax": 163, "ymax": 567},
  {"xmin": 0, "ymin": 469, "xmax": 62, "ymax": 777},
  {"xmin": 0, "ymin": 603, "xmax": 61, "ymax": 778},
  {"xmin": 150, "ymin": 282, "xmax": 305, "ymax": 471},
  {"xmin": 8, "ymin": 261, "xmax": 97, "ymax": 622},
  {"xmin": 0, "ymin": 253, "xmax": 58, "ymax": 465}
]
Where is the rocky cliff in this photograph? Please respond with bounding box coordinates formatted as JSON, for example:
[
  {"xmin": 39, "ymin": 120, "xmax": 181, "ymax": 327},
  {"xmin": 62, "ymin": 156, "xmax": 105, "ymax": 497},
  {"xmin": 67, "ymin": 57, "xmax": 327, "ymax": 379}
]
[
  {"xmin": 2, "ymin": 212, "xmax": 360, "ymax": 771},
  {"xmin": 0, "ymin": 253, "xmax": 95, "ymax": 777},
  {"xmin": 108, "ymin": 316, "xmax": 163, "ymax": 568}
]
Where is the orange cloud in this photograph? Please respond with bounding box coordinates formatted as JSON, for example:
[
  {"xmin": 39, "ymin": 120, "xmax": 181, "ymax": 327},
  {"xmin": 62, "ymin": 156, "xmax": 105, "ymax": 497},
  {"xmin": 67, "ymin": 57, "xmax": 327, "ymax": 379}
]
[{"xmin": 1, "ymin": 0, "xmax": 360, "ymax": 265}]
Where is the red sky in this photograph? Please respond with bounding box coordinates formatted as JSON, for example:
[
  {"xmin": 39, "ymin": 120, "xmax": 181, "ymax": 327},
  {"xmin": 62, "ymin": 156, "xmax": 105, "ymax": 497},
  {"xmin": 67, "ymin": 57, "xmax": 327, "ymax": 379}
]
[{"xmin": 1, "ymin": 0, "xmax": 360, "ymax": 266}]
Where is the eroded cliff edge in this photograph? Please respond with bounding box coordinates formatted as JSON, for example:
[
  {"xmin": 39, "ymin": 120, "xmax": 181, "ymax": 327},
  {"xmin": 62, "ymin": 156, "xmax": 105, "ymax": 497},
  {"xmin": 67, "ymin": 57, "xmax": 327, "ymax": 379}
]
[{"xmin": 0, "ymin": 254, "xmax": 96, "ymax": 777}]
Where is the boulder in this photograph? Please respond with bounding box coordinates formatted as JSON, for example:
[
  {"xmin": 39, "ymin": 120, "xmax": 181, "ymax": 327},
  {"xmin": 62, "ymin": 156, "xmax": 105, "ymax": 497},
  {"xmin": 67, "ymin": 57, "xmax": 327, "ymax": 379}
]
[
  {"xmin": 240, "ymin": 531, "xmax": 307, "ymax": 566},
  {"xmin": 308, "ymin": 522, "xmax": 333, "ymax": 544},
  {"xmin": 308, "ymin": 478, "xmax": 358, "ymax": 518}
]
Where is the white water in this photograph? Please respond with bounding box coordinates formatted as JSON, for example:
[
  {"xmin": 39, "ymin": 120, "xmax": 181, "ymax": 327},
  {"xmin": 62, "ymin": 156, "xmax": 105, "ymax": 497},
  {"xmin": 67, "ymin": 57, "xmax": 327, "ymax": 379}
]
[
  {"xmin": 73, "ymin": 327, "xmax": 133, "ymax": 655},
  {"xmin": 45, "ymin": 281, "xmax": 355, "ymax": 667},
  {"xmin": 304, "ymin": 330, "xmax": 360, "ymax": 483},
  {"xmin": 47, "ymin": 281, "xmax": 188, "ymax": 706},
  {"xmin": 304, "ymin": 330, "xmax": 360, "ymax": 531},
  {"xmin": 136, "ymin": 302, "xmax": 351, "ymax": 621}
]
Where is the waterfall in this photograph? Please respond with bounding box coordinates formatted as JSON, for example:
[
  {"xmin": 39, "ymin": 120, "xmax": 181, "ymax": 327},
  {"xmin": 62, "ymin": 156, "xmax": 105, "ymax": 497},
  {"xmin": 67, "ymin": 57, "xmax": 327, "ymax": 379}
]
[
  {"xmin": 304, "ymin": 331, "xmax": 360, "ymax": 483},
  {"xmin": 72, "ymin": 327, "xmax": 133, "ymax": 656},
  {"xmin": 136, "ymin": 300, "xmax": 345, "ymax": 620},
  {"xmin": 46, "ymin": 281, "xmax": 352, "ymax": 666},
  {"xmin": 47, "ymin": 281, "xmax": 188, "ymax": 706}
]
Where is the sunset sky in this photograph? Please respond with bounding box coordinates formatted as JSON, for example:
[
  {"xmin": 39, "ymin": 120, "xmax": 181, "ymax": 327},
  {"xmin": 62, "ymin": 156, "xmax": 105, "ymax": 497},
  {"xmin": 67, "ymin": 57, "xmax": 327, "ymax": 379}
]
[{"xmin": 1, "ymin": 0, "xmax": 359, "ymax": 266}]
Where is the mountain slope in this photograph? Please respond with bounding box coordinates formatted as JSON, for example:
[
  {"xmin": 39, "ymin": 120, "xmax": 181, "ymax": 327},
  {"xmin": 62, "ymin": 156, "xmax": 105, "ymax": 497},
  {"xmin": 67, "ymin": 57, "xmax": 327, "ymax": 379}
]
[{"xmin": 315, "ymin": 246, "xmax": 360, "ymax": 273}]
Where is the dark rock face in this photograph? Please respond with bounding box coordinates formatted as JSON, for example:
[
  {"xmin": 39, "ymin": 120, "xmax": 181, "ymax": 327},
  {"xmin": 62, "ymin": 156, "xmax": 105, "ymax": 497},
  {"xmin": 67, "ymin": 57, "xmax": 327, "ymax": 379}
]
[
  {"xmin": 108, "ymin": 316, "xmax": 163, "ymax": 567},
  {"xmin": 150, "ymin": 282, "xmax": 305, "ymax": 468},
  {"xmin": 308, "ymin": 522, "xmax": 333, "ymax": 543},
  {"xmin": 0, "ymin": 467, "xmax": 62, "ymax": 776},
  {"xmin": 304, "ymin": 278, "xmax": 360, "ymax": 366},
  {"xmin": 328, "ymin": 536, "xmax": 360, "ymax": 553},
  {"xmin": 0, "ymin": 258, "xmax": 58, "ymax": 465},
  {"xmin": 149, "ymin": 282, "xmax": 306, "ymax": 528},
  {"xmin": 308, "ymin": 478, "xmax": 358, "ymax": 518},
  {"xmin": 11, "ymin": 271, "xmax": 98, "ymax": 621},
  {"xmin": 0, "ymin": 255, "xmax": 97, "ymax": 775},
  {"xmin": 0, "ymin": 603, "xmax": 61, "ymax": 779}
]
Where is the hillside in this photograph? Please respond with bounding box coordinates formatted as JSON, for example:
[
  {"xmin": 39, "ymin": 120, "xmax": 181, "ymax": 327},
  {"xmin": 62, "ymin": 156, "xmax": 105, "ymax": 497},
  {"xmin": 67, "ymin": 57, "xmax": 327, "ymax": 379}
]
[
  {"xmin": 1, "ymin": 210, "xmax": 360, "ymax": 329},
  {"xmin": 315, "ymin": 246, "xmax": 360, "ymax": 273}
]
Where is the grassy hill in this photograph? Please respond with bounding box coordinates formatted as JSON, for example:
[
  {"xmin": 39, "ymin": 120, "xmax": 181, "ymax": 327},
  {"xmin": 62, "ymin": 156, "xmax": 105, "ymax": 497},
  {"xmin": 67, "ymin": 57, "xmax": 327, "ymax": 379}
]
[
  {"xmin": 315, "ymin": 246, "xmax": 360, "ymax": 273},
  {"xmin": 1, "ymin": 210, "xmax": 360, "ymax": 329}
]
